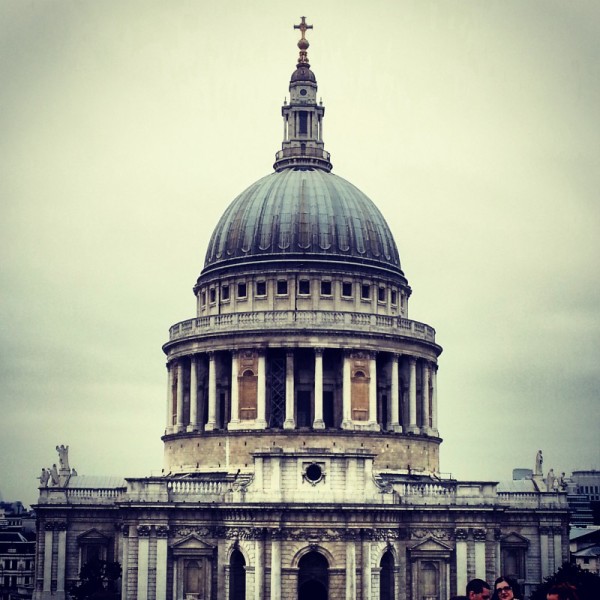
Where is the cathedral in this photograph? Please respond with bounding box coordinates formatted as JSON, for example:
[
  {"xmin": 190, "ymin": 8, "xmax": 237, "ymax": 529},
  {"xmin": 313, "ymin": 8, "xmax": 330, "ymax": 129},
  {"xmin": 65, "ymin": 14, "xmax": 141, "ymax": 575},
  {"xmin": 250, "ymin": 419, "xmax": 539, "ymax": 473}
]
[{"xmin": 33, "ymin": 18, "xmax": 569, "ymax": 600}]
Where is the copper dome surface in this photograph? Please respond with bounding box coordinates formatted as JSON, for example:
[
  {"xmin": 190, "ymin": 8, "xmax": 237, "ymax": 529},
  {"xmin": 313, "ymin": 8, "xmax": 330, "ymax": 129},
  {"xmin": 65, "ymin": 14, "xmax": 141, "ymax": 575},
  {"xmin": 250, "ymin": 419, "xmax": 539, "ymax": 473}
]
[{"xmin": 202, "ymin": 167, "xmax": 403, "ymax": 276}]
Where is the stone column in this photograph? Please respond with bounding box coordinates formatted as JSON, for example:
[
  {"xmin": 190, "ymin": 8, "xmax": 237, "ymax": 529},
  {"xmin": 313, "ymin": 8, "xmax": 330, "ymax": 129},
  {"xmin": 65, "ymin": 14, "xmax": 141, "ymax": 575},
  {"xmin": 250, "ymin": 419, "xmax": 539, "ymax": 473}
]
[
  {"xmin": 229, "ymin": 351, "xmax": 240, "ymax": 428},
  {"xmin": 553, "ymin": 527, "xmax": 563, "ymax": 572},
  {"xmin": 136, "ymin": 526, "xmax": 150, "ymax": 600},
  {"xmin": 540, "ymin": 527, "xmax": 550, "ymax": 579},
  {"xmin": 121, "ymin": 527, "xmax": 129, "ymax": 600},
  {"xmin": 255, "ymin": 538, "xmax": 264, "ymax": 600},
  {"xmin": 390, "ymin": 354, "xmax": 401, "ymax": 432},
  {"xmin": 494, "ymin": 530, "xmax": 502, "ymax": 580},
  {"xmin": 205, "ymin": 352, "xmax": 217, "ymax": 431},
  {"xmin": 455, "ymin": 529, "xmax": 468, "ymax": 596},
  {"xmin": 188, "ymin": 356, "xmax": 198, "ymax": 431},
  {"xmin": 368, "ymin": 353, "xmax": 379, "ymax": 429},
  {"xmin": 431, "ymin": 364, "xmax": 439, "ymax": 435},
  {"xmin": 42, "ymin": 524, "xmax": 53, "ymax": 595},
  {"xmin": 313, "ymin": 348, "xmax": 325, "ymax": 429},
  {"xmin": 408, "ymin": 357, "xmax": 419, "ymax": 433},
  {"xmin": 422, "ymin": 361, "xmax": 431, "ymax": 434},
  {"xmin": 346, "ymin": 534, "xmax": 357, "ymax": 600},
  {"xmin": 283, "ymin": 351, "xmax": 295, "ymax": 430},
  {"xmin": 56, "ymin": 523, "xmax": 67, "ymax": 595},
  {"xmin": 176, "ymin": 361, "xmax": 185, "ymax": 433},
  {"xmin": 257, "ymin": 351, "xmax": 267, "ymax": 428},
  {"xmin": 165, "ymin": 363, "xmax": 174, "ymax": 434},
  {"xmin": 362, "ymin": 536, "xmax": 372, "ymax": 600},
  {"xmin": 474, "ymin": 529, "xmax": 486, "ymax": 580},
  {"xmin": 155, "ymin": 526, "xmax": 168, "ymax": 600},
  {"xmin": 342, "ymin": 352, "xmax": 352, "ymax": 429},
  {"xmin": 270, "ymin": 534, "xmax": 282, "ymax": 600}
]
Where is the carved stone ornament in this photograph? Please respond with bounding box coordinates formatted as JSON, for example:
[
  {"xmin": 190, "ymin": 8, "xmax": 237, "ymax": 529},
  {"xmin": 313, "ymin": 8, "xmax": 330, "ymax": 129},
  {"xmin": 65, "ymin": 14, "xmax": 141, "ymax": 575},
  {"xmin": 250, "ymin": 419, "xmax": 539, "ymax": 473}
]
[
  {"xmin": 44, "ymin": 522, "xmax": 55, "ymax": 531},
  {"xmin": 177, "ymin": 526, "xmax": 212, "ymax": 538},
  {"xmin": 454, "ymin": 528, "xmax": 469, "ymax": 540},
  {"xmin": 371, "ymin": 528, "xmax": 402, "ymax": 541},
  {"xmin": 411, "ymin": 529, "xmax": 451, "ymax": 541},
  {"xmin": 344, "ymin": 529, "xmax": 361, "ymax": 541},
  {"xmin": 225, "ymin": 527, "xmax": 265, "ymax": 540},
  {"xmin": 156, "ymin": 526, "xmax": 170, "ymax": 538},
  {"xmin": 494, "ymin": 529, "xmax": 503, "ymax": 541},
  {"xmin": 473, "ymin": 529, "xmax": 487, "ymax": 541},
  {"xmin": 137, "ymin": 525, "xmax": 151, "ymax": 537}
]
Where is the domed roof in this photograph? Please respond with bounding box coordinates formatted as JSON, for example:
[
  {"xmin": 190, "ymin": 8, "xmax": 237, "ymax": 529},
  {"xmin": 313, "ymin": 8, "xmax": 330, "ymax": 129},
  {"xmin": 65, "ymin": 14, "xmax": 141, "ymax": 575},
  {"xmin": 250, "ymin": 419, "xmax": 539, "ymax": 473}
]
[
  {"xmin": 291, "ymin": 65, "xmax": 316, "ymax": 83},
  {"xmin": 202, "ymin": 167, "xmax": 403, "ymax": 277}
]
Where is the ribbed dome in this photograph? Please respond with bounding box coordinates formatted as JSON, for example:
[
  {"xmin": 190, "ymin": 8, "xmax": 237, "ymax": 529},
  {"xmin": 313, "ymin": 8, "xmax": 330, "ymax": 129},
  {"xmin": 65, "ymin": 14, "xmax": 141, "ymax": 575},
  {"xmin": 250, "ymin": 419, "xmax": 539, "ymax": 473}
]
[{"xmin": 202, "ymin": 167, "xmax": 403, "ymax": 277}]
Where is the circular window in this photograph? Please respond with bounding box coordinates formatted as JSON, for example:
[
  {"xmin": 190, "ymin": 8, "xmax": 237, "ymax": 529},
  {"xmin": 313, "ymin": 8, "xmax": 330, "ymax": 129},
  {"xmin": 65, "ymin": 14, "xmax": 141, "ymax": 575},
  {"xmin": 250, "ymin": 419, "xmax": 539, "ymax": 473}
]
[
  {"xmin": 305, "ymin": 463, "xmax": 322, "ymax": 483},
  {"xmin": 300, "ymin": 88, "xmax": 307, "ymax": 96}
]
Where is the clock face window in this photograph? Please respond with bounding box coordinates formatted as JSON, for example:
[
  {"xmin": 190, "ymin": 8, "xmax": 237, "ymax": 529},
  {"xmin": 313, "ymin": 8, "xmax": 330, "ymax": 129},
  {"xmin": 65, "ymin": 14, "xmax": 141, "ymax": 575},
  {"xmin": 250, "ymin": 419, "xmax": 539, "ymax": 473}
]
[{"xmin": 300, "ymin": 89, "xmax": 307, "ymax": 96}]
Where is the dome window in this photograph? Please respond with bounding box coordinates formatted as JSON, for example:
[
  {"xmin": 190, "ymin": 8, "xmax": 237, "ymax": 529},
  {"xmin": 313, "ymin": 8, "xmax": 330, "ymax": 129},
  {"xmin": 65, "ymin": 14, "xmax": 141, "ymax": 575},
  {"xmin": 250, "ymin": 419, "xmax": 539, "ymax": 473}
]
[
  {"xmin": 298, "ymin": 279, "xmax": 311, "ymax": 295},
  {"xmin": 320, "ymin": 281, "xmax": 332, "ymax": 296},
  {"xmin": 391, "ymin": 290, "xmax": 398, "ymax": 306},
  {"xmin": 256, "ymin": 281, "xmax": 267, "ymax": 297},
  {"xmin": 378, "ymin": 286, "xmax": 386, "ymax": 303},
  {"xmin": 361, "ymin": 284, "xmax": 371, "ymax": 300},
  {"xmin": 209, "ymin": 288, "xmax": 216, "ymax": 304},
  {"xmin": 200, "ymin": 291, "xmax": 206, "ymax": 306},
  {"xmin": 221, "ymin": 285, "xmax": 230, "ymax": 302},
  {"xmin": 342, "ymin": 282, "xmax": 353, "ymax": 298},
  {"xmin": 237, "ymin": 283, "xmax": 247, "ymax": 299},
  {"xmin": 277, "ymin": 280, "xmax": 288, "ymax": 296}
]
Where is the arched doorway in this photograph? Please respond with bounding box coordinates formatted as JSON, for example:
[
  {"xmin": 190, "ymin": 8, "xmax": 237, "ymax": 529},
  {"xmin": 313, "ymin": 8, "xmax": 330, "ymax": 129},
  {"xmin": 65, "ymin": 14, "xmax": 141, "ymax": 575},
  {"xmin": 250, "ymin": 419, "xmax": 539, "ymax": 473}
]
[
  {"xmin": 298, "ymin": 551, "xmax": 328, "ymax": 600},
  {"xmin": 229, "ymin": 549, "xmax": 246, "ymax": 600},
  {"xmin": 380, "ymin": 550, "xmax": 394, "ymax": 600}
]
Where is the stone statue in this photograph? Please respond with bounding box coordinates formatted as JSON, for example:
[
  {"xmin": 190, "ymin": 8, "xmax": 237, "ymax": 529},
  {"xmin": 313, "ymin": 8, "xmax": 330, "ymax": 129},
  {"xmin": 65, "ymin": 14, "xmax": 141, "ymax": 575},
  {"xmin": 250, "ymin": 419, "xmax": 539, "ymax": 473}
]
[
  {"xmin": 56, "ymin": 445, "xmax": 70, "ymax": 472},
  {"xmin": 546, "ymin": 468, "xmax": 556, "ymax": 491},
  {"xmin": 49, "ymin": 464, "xmax": 60, "ymax": 486},
  {"xmin": 535, "ymin": 450, "xmax": 543, "ymax": 476},
  {"xmin": 71, "ymin": 467, "xmax": 78, "ymax": 476},
  {"xmin": 39, "ymin": 468, "xmax": 50, "ymax": 487},
  {"xmin": 558, "ymin": 472, "xmax": 566, "ymax": 490}
]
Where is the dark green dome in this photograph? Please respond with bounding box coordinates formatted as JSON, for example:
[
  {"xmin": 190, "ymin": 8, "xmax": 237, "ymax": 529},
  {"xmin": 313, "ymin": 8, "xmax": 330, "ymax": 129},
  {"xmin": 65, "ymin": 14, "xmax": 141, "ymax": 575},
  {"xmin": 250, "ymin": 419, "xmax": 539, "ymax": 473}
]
[{"xmin": 202, "ymin": 167, "xmax": 403, "ymax": 278}]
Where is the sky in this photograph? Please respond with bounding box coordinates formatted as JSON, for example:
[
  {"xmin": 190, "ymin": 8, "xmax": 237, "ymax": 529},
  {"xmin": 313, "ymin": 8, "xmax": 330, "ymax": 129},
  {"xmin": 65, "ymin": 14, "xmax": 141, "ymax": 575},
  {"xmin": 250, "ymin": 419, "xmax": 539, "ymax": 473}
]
[{"xmin": 1, "ymin": 0, "xmax": 599, "ymax": 507}]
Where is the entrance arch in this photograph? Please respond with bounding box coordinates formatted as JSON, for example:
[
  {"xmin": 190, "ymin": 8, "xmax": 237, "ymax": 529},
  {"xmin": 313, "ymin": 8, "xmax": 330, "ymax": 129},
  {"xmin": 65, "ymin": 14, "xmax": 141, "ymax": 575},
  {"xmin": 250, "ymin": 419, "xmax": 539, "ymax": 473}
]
[{"xmin": 298, "ymin": 551, "xmax": 328, "ymax": 600}]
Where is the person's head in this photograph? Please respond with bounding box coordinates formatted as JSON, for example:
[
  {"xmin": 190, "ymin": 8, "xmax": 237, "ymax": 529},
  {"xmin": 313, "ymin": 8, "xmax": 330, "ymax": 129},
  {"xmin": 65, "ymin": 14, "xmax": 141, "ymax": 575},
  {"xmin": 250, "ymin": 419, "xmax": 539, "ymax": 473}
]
[
  {"xmin": 466, "ymin": 579, "xmax": 491, "ymax": 600},
  {"xmin": 546, "ymin": 582, "xmax": 579, "ymax": 600},
  {"xmin": 494, "ymin": 577, "xmax": 517, "ymax": 600}
]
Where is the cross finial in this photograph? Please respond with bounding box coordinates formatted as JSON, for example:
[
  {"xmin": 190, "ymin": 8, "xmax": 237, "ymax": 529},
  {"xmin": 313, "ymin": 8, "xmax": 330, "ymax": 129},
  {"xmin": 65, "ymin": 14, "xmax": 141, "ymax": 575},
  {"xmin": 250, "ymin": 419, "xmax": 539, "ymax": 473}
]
[
  {"xmin": 294, "ymin": 16, "xmax": 313, "ymax": 40},
  {"xmin": 294, "ymin": 17, "xmax": 313, "ymax": 65}
]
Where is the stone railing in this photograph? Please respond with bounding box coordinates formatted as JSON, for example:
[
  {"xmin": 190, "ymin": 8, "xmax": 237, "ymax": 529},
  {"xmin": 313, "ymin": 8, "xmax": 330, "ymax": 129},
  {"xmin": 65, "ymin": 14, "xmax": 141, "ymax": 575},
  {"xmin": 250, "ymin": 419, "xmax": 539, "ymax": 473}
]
[
  {"xmin": 169, "ymin": 311, "xmax": 436, "ymax": 343},
  {"xmin": 38, "ymin": 486, "xmax": 127, "ymax": 505}
]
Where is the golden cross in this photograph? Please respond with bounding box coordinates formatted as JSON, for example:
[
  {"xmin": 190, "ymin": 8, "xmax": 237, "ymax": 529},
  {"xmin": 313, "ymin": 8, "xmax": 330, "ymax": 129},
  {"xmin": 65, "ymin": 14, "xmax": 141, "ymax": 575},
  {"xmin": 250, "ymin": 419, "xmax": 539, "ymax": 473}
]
[{"xmin": 294, "ymin": 16, "xmax": 313, "ymax": 40}]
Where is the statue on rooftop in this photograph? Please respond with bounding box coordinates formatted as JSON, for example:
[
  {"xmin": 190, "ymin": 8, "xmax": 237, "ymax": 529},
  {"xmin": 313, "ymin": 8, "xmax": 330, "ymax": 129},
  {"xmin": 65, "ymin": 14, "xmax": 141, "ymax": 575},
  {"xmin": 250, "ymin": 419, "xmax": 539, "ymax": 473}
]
[
  {"xmin": 535, "ymin": 449, "xmax": 543, "ymax": 476},
  {"xmin": 546, "ymin": 468, "xmax": 556, "ymax": 491},
  {"xmin": 49, "ymin": 464, "xmax": 60, "ymax": 486},
  {"xmin": 56, "ymin": 445, "xmax": 70, "ymax": 472},
  {"xmin": 39, "ymin": 468, "xmax": 50, "ymax": 487}
]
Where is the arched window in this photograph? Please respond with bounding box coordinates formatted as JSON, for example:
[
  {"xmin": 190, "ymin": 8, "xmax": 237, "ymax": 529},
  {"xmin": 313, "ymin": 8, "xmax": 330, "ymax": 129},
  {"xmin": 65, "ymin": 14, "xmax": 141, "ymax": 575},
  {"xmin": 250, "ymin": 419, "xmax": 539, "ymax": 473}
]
[
  {"xmin": 380, "ymin": 550, "xmax": 394, "ymax": 600},
  {"xmin": 229, "ymin": 549, "xmax": 245, "ymax": 600},
  {"xmin": 298, "ymin": 551, "xmax": 328, "ymax": 600}
]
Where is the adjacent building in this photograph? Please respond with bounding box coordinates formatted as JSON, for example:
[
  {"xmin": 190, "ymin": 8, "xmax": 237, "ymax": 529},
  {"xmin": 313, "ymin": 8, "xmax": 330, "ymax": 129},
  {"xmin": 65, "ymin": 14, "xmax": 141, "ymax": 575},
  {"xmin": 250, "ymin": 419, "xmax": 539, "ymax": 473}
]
[{"xmin": 33, "ymin": 18, "xmax": 570, "ymax": 600}]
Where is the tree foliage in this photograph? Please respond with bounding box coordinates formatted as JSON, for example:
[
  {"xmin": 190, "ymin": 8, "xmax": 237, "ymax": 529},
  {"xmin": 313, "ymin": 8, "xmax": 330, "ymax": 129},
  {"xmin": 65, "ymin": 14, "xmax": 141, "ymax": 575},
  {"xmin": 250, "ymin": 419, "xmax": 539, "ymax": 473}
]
[
  {"xmin": 529, "ymin": 562, "xmax": 600, "ymax": 600},
  {"xmin": 69, "ymin": 558, "xmax": 121, "ymax": 600}
]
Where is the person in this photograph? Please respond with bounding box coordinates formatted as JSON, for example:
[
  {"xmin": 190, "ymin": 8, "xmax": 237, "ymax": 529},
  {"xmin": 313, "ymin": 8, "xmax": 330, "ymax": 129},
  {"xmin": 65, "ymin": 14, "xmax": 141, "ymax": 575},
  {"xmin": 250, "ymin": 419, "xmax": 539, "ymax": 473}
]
[
  {"xmin": 493, "ymin": 576, "xmax": 520, "ymax": 600},
  {"xmin": 546, "ymin": 582, "xmax": 579, "ymax": 600},
  {"xmin": 466, "ymin": 579, "xmax": 491, "ymax": 600}
]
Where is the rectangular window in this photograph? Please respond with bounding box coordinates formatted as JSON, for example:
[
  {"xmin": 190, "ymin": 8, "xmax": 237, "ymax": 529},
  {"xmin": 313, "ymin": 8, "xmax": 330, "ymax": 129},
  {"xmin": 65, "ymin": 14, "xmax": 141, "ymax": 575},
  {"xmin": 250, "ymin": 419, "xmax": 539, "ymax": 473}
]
[
  {"xmin": 321, "ymin": 281, "xmax": 332, "ymax": 296},
  {"xmin": 277, "ymin": 280, "xmax": 288, "ymax": 295},
  {"xmin": 237, "ymin": 282, "xmax": 247, "ymax": 298},
  {"xmin": 200, "ymin": 291, "xmax": 206, "ymax": 306},
  {"xmin": 221, "ymin": 284, "xmax": 230, "ymax": 301},
  {"xmin": 361, "ymin": 284, "xmax": 371, "ymax": 300},
  {"xmin": 299, "ymin": 111, "xmax": 308, "ymax": 134},
  {"xmin": 256, "ymin": 281, "xmax": 267, "ymax": 296},
  {"xmin": 391, "ymin": 290, "xmax": 398, "ymax": 305},
  {"xmin": 342, "ymin": 282, "xmax": 353, "ymax": 297},
  {"xmin": 298, "ymin": 279, "xmax": 311, "ymax": 295},
  {"xmin": 378, "ymin": 286, "xmax": 386, "ymax": 302},
  {"xmin": 209, "ymin": 288, "xmax": 216, "ymax": 303}
]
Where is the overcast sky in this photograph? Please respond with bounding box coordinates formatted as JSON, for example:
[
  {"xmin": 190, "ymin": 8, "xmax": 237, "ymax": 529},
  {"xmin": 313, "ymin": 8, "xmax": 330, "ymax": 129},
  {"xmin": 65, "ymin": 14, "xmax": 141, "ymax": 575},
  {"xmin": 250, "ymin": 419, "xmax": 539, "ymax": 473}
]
[{"xmin": 1, "ymin": 1, "xmax": 599, "ymax": 507}]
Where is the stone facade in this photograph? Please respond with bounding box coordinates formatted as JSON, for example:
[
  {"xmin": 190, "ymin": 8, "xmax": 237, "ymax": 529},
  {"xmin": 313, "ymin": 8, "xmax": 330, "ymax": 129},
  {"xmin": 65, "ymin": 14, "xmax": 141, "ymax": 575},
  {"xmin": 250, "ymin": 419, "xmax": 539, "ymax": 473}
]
[{"xmin": 33, "ymin": 18, "xmax": 569, "ymax": 600}]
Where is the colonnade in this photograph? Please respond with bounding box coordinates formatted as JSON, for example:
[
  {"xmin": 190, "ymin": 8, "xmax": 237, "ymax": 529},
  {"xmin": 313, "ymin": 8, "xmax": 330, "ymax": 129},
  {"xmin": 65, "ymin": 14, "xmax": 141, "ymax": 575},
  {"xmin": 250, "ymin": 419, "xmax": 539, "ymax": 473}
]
[{"xmin": 165, "ymin": 348, "xmax": 438, "ymax": 437}]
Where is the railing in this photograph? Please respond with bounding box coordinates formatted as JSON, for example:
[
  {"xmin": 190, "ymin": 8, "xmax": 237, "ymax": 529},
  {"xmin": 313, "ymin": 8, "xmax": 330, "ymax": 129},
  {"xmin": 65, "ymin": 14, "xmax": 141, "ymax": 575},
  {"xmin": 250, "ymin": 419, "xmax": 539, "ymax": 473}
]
[
  {"xmin": 169, "ymin": 311, "xmax": 436, "ymax": 343},
  {"xmin": 275, "ymin": 147, "xmax": 331, "ymax": 161}
]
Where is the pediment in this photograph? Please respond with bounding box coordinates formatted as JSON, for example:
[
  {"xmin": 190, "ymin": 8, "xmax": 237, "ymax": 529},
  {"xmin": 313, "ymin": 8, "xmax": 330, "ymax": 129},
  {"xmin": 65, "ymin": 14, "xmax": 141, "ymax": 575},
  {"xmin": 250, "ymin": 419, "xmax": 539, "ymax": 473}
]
[
  {"xmin": 77, "ymin": 528, "xmax": 110, "ymax": 542},
  {"xmin": 171, "ymin": 534, "xmax": 215, "ymax": 555},
  {"xmin": 410, "ymin": 537, "xmax": 453, "ymax": 553},
  {"xmin": 501, "ymin": 532, "xmax": 529, "ymax": 546}
]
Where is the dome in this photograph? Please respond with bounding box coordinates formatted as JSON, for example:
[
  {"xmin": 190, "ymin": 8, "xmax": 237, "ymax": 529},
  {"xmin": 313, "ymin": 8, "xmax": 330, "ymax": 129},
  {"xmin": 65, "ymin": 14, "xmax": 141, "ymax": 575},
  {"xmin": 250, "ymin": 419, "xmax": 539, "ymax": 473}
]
[
  {"xmin": 202, "ymin": 167, "xmax": 403, "ymax": 277},
  {"xmin": 291, "ymin": 65, "xmax": 316, "ymax": 83}
]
